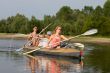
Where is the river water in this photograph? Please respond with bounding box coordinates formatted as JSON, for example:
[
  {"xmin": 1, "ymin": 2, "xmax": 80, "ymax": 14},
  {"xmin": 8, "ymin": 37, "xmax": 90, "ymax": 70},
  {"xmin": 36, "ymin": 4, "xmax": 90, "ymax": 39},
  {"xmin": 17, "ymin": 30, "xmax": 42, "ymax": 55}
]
[{"xmin": 0, "ymin": 39, "xmax": 110, "ymax": 73}]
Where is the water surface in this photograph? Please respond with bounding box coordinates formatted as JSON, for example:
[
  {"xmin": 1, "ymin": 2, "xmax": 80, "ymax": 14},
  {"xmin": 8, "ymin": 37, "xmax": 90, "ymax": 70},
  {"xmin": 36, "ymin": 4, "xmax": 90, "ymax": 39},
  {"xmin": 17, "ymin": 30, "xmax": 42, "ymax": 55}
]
[{"xmin": 0, "ymin": 39, "xmax": 110, "ymax": 73}]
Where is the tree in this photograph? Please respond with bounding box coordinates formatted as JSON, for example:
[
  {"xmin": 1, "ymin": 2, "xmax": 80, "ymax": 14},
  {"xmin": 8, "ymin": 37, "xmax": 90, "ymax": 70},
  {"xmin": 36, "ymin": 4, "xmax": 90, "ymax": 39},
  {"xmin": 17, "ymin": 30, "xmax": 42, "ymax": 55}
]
[
  {"xmin": 99, "ymin": 17, "xmax": 110, "ymax": 36},
  {"xmin": 0, "ymin": 1, "xmax": 110, "ymax": 36},
  {"xmin": 82, "ymin": 6, "xmax": 94, "ymax": 15},
  {"xmin": 91, "ymin": 6, "xmax": 103, "ymax": 28},
  {"xmin": 104, "ymin": 0, "xmax": 110, "ymax": 17},
  {"xmin": 56, "ymin": 6, "xmax": 74, "ymax": 23},
  {"xmin": 9, "ymin": 13, "xmax": 29, "ymax": 33}
]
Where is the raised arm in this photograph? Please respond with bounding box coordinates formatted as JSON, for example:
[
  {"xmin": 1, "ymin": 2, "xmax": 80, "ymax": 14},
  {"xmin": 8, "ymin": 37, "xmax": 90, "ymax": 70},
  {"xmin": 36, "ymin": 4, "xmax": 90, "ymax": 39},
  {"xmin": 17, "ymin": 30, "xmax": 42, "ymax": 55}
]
[{"xmin": 61, "ymin": 35, "xmax": 68, "ymax": 40}]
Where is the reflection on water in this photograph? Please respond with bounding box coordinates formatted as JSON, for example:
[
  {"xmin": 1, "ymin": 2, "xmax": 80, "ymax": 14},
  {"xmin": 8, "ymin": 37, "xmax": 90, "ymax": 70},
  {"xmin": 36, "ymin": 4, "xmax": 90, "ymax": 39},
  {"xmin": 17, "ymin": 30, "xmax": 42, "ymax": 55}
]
[
  {"xmin": 84, "ymin": 44, "xmax": 110, "ymax": 73},
  {"xmin": 0, "ymin": 39, "xmax": 110, "ymax": 73},
  {"xmin": 0, "ymin": 52, "xmax": 83, "ymax": 73},
  {"xmin": 0, "ymin": 39, "xmax": 83, "ymax": 73},
  {"xmin": 0, "ymin": 52, "xmax": 28, "ymax": 73},
  {"xmin": 26, "ymin": 55, "xmax": 83, "ymax": 73}
]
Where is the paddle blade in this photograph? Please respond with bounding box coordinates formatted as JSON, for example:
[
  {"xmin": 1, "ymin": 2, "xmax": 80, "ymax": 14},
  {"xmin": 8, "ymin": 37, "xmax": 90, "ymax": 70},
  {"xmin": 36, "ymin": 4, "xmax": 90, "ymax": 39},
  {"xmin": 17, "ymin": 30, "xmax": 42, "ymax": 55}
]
[
  {"xmin": 16, "ymin": 48, "xmax": 23, "ymax": 52},
  {"xmin": 81, "ymin": 29, "xmax": 98, "ymax": 36}
]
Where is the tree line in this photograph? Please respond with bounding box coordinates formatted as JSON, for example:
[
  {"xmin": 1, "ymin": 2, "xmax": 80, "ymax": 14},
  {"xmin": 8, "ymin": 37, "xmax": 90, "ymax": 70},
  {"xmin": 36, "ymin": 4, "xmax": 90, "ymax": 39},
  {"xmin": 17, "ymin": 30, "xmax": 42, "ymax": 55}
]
[{"xmin": 0, "ymin": 0, "xmax": 110, "ymax": 36}]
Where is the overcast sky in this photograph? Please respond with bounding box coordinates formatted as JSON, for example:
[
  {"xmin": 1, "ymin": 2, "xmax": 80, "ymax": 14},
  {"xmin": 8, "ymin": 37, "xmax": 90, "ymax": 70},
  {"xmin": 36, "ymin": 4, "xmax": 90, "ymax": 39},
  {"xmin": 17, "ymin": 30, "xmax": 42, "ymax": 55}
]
[{"xmin": 0, "ymin": 0, "xmax": 106, "ymax": 19}]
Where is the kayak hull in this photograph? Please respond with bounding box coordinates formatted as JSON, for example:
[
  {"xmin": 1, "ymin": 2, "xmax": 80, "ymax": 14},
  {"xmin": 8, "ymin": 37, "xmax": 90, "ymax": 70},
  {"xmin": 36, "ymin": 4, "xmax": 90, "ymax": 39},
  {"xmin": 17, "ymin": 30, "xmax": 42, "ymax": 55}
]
[{"xmin": 23, "ymin": 46, "xmax": 83, "ymax": 58}]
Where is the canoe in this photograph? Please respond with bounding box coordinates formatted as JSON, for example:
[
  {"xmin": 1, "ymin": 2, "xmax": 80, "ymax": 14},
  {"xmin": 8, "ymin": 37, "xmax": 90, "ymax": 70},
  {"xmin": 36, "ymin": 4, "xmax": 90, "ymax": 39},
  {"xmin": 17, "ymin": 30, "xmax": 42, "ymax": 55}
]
[{"xmin": 23, "ymin": 46, "xmax": 84, "ymax": 58}]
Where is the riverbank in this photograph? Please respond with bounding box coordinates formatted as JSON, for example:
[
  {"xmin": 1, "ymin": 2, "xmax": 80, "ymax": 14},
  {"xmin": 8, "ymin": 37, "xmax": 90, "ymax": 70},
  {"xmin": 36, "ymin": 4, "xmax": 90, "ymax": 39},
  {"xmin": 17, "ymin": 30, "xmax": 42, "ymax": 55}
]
[
  {"xmin": 71, "ymin": 37, "xmax": 110, "ymax": 44},
  {"xmin": 0, "ymin": 33, "xmax": 28, "ymax": 39},
  {"xmin": 0, "ymin": 33, "xmax": 110, "ymax": 44}
]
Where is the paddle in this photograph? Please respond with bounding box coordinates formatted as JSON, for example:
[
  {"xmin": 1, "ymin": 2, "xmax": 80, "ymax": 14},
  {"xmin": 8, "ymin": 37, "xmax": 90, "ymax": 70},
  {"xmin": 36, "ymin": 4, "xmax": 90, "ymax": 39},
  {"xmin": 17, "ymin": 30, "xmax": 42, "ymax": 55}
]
[
  {"xmin": 16, "ymin": 23, "xmax": 52, "ymax": 52},
  {"xmin": 64, "ymin": 29, "xmax": 98, "ymax": 41},
  {"xmin": 23, "ymin": 29, "xmax": 98, "ymax": 55},
  {"xmin": 23, "ymin": 47, "xmax": 41, "ymax": 55}
]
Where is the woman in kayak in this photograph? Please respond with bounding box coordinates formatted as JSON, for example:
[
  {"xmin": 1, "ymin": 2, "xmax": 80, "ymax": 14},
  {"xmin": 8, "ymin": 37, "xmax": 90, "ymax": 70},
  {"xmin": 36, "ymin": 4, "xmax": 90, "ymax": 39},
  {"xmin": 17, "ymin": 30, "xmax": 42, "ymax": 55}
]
[
  {"xmin": 47, "ymin": 26, "xmax": 68, "ymax": 49},
  {"xmin": 28, "ymin": 26, "xmax": 40, "ymax": 47}
]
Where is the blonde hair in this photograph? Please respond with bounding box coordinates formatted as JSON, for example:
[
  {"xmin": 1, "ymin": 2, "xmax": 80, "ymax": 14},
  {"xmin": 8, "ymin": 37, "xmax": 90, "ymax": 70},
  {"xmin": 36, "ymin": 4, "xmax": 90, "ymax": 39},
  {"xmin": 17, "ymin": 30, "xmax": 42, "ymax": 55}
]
[{"xmin": 53, "ymin": 26, "xmax": 61, "ymax": 34}]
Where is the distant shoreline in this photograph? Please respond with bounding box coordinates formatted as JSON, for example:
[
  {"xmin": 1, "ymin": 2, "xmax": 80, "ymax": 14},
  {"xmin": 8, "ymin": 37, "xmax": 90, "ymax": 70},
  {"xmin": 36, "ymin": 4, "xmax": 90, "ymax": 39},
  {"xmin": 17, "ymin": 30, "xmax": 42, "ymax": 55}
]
[
  {"xmin": 0, "ymin": 33, "xmax": 28, "ymax": 39},
  {"xmin": 71, "ymin": 37, "xmax": 110, "ymax": 45},
  {"xmin": 0, "ymin": 33, "xmax": 110, "ymax": 44}
]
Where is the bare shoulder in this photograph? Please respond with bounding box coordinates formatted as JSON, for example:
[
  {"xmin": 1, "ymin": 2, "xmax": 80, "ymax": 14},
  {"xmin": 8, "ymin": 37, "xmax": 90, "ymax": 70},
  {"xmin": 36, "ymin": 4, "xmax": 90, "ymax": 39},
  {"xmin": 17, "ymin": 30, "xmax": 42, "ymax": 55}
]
[{"xmin": 61, "ymin": 35, "xmax": 65, "ymax": 37}]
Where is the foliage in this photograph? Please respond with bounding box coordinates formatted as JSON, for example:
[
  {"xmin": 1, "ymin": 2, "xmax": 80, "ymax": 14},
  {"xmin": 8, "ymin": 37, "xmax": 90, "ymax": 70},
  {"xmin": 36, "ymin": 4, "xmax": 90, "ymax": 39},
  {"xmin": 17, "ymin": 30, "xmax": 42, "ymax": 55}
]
[{"xmin": 0, "ymin": 0, "xmax": 110, "ymax": 36}]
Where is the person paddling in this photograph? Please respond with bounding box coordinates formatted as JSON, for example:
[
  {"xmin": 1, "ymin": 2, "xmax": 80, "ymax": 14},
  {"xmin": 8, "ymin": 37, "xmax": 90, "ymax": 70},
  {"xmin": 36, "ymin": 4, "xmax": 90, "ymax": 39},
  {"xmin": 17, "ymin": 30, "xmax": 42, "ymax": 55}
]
[
  {"xmin": 28, "ymin": 26, "xmax": 40, "ymax": 47},
  {"xmin": 47, "ymin": 26, "xmax": 68, "ymax": 49}
]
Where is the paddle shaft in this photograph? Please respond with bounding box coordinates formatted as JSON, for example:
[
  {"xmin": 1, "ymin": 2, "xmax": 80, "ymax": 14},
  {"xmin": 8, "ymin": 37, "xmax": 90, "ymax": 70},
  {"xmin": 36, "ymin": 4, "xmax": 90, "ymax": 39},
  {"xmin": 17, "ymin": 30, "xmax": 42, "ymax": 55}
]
[
  {"xmin": 38, "ymin": 23, "xmax": 51, "ymax": 35},
  {"xmin": 23, "ymin": 47, "xmax": 41, "ymax": 55},
  {"xmin": 63, "ymin": 29, "xmax": 97, "ymax": 42}
]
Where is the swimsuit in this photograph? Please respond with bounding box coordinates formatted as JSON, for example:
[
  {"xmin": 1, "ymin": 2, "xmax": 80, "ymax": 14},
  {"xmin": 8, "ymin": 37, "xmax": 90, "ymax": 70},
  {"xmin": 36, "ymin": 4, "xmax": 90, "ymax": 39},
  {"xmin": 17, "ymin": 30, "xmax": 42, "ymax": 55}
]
[{"xmin": 49, "ymin": 35, "xmax": 61, "ymax": 48}]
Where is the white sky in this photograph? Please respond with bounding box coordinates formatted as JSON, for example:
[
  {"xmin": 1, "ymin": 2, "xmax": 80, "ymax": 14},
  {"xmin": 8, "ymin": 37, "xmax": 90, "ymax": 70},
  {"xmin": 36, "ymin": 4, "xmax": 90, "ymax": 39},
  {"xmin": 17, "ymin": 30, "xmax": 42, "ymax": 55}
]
[{"xmin": 0, "ymin": 0, "xmax": 106, "ymax": 19}]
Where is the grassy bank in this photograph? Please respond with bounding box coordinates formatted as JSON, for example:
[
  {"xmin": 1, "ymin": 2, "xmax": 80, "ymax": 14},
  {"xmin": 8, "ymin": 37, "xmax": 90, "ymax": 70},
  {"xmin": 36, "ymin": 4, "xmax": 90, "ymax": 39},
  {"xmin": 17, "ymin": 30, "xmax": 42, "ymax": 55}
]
[{"xmin": 0, "ymin": 33, "xmax": 110, "ymax": 44}]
